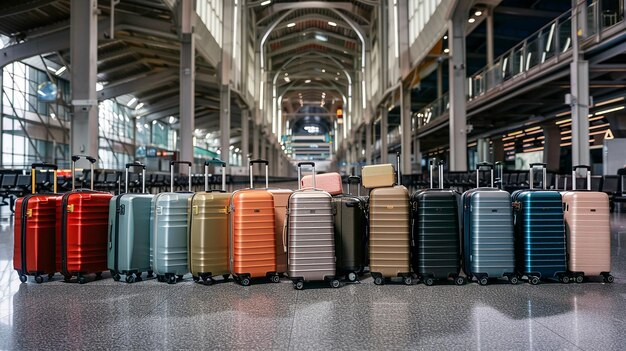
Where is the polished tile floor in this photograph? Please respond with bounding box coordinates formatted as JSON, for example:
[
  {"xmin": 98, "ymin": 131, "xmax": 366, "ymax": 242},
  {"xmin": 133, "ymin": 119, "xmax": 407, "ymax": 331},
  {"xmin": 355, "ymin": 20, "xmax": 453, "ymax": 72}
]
[{"xmin": 1, "ymin": 209, "xmax": 625, "ymax": 350}]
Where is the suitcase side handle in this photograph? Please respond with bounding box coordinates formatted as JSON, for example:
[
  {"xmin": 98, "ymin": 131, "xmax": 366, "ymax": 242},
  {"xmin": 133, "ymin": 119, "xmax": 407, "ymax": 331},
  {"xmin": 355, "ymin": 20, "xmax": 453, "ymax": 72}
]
[
  {"xmin": 71, "ymin": 154, "xmax": 96, "ymax": 191},
  {"xmin": 170, "ymin": 161, "xmax": 193, "ymax": 192},
  {"xmin": 249, "ymin": 159, "xmax": 269, "ymax": 189},
  {"xmin": 347, "ymin": 176, "xmax": 361, "ymax": 196},
  {"xmin": 529, "ymin": 163, "xmax": 547, "ymax": 190},
  {"xmin": 31, "ymin": 162, "xmax": 58, "ymax": 194},
  {"xmin": 204, "ymin": 158, "xmax": 227, "ymax": 192},
  {"xmin": 125, "ymin": 162, "xmax": 146, "ymax": 194},
  {"xmin": 475, "ymin": 162, "xmax": 494, "ymax": 188},
  {"xmin": 572, "ymin": 165, "xmax": 591, "ymax": 191},
  {"xmin": 297, "ymin": 162, "xmax": 316, "ymax": 190}
]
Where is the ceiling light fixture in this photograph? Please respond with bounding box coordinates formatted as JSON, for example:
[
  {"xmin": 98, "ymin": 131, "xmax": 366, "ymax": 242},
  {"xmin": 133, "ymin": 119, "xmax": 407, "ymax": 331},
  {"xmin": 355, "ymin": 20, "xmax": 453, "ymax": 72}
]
[
  {"xmin": 305, "ymin": 79, "xmax": 311, "ymax": 83},
  {"xmin": 261, "ymin": 0, "xmax": 271, "ymax": 6},
  {"xmin": 443, "ymin": 48, "xmax": 450, "ymax": 53},
  {"xmin": 475, "ymin": 10, "xmax": 483, "ymax": 16},
  {"xmin": 55, "ymin": 66, "xmax": 67, "ymax": 75},
  {"xmin": 321, "ymin": 69, "xmax": 326, "ymax": 73},
  {"xmin": 169, "ymin": 116, "xmax": 176, "ymax": 124},
  {"xmin": 127, "ymin": 97, "xmax": 137, "ymax": 107},
  {"xmin": 328, "ymin": 21, "xmax": 337, "ymax": 26},
  {"xmin": 468, "ymin": 17, "xmax": 476, "ymax": 23},
  {"xmin": 287, "ymin": 22, "xmax": 296, "ymax": 27},
  {"xmin": 96, "ymin": 83, "xmax": 104, "ymax": 92},
  {"xmin": 134, "ymin": 102, "xmax": 144, "ymax": 110},
  {"xmin": 315, "ymin": 34, "xmax": 328, "ymax": 42},
  {"xmin": 444, "ymin": 35, "xmax": 448, "ymax": 40}
]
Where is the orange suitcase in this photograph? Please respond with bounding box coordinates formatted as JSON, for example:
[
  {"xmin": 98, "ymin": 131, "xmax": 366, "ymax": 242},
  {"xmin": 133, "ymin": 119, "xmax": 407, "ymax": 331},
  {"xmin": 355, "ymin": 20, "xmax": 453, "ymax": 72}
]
[
  {"xmin": 230, "ymin": 159, "xmax": 280, "ymax": 286},
  {"xmin": 562, "ymin": 165, "xmax": 613, "ymax": 283}
]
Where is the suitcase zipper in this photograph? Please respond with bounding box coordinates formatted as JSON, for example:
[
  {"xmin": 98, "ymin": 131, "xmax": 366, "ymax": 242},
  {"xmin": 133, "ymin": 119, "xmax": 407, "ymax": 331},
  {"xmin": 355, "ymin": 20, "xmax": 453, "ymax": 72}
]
[{"xmin": 20, "ymin": 195, "xmax": 32, "ymax": 275}]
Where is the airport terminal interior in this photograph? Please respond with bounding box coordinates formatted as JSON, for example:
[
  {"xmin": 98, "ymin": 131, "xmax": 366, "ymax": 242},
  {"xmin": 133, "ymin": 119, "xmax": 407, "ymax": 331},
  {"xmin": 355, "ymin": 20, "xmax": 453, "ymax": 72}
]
[{"xmin": 1, "ymin": 0, "xmax": 626, "ymax": 349}]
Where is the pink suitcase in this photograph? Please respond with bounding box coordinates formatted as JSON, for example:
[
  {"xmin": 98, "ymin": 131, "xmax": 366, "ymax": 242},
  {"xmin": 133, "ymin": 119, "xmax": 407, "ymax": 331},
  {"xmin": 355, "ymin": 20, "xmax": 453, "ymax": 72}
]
[{"xmin": 301, "ymin": 172, "xmax": 342, "ymax": 195}]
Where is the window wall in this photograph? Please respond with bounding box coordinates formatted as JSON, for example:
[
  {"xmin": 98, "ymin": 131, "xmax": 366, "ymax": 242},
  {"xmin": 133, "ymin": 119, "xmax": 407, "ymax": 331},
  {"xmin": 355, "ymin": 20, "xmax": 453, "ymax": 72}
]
[
  {"xmin": 197, "ymin": 0, "xmax": 223, "ymax": 48},
  {"xmin": 409, "ymin": 0, "xmax": 443, "ymax": 44},
  {"xmin": 98, "ymin": 99, "xmax": 135, "ymax": 169}
]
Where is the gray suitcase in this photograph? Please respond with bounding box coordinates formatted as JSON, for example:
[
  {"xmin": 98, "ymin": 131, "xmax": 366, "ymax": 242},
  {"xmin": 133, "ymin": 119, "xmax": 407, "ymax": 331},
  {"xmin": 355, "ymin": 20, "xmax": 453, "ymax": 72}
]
[
  {"xmin": 150, "ymin": 161, "xmax": 193, "ymax": 284},
  {"xmin": 462, "ymin": 162, "xmax": 516, "ymax": 285},
  {"xmin": 285, "ymin": 162, "xmax": 339, "ymax": 290},
  {"xmin": 107, "ymin": 162, "xmax": 153, "ymax": 283}
]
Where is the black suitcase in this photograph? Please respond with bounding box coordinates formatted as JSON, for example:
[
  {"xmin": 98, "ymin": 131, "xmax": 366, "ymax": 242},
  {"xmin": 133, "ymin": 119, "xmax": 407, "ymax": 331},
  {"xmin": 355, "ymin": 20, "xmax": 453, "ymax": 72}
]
[
  {"xmin": 411, "ymin": 161, "xmax": 465, "ymax": 286},
  {"xmin": 332, "ymin": 176, "xmax": 368, "ymax": 282}
]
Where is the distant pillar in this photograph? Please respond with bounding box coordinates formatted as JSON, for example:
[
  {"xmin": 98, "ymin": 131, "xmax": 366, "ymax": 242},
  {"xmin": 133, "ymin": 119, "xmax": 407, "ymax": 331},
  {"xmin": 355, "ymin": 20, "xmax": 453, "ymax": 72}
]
[
  {"xmin": 492, "ymin": 137, "xmax": 505, "ymax": 163},
  {"xmin": 570, "ymin": 0, "xmax": 590, "ymax": 171},
  {"xmin": 477, "ymin": 138, "xmax": 490, "ymax": 163},
  {"xmin": 380, "ymin": 108, "xmax": 388, "ymax": 163},
  {"xmin": 400, "ymin": 86, "xmax": 412, "ymax": 174},
  {"xmin": 365, "ymin": 121, "xmax": 373, "ymax": 165},
  {"xmin": 241, "ymin": 109, "xmax": 250, "ymax": 166},
  {"xmin": 542, "ymin": 122, "xmax": 561, "ymax": 172}
]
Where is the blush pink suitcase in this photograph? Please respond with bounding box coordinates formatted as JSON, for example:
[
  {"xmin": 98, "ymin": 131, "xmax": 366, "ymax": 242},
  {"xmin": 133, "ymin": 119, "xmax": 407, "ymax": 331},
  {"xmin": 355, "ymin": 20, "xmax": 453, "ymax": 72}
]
[{"xmin": 301, "ymin": 172, "xmax": 343, "ymax": 195}]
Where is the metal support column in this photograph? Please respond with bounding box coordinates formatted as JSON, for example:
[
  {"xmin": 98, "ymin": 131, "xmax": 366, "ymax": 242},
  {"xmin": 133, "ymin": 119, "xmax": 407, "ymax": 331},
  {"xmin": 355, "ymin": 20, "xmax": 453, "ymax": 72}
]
[
  {"xmin": 178, "ymin": 0, "xmax": 195, "ymax": 173},
  {"xmin": 220, "ymin": 0, "xmax": 234, "ymax": 173},
  {"xmin": 241, "ymin": 109, "xmax": 250, "ymax": 165},
  {"xmin": 380, "ymin": 108, "xmax": 388, "ymax": 163},
  {"xmin": 486, "ymin": 7, "xmax": 494, "ymax": 68},
  {"xmin": 491, "ymin": 137, "xmax": 505, "ymax": 163},
  {"xmin": 400, "ymin": 86, "xmax": 412, "ymax": 174},
  {"xmin": 477, "ymin": 138, "xmax": 490, "ymax": 163},
  {"xmin": 437, "ymin": 62, "xmax": 443, "ymax": 99},
  {"xmin": 70, "ymin": 0, "xmax": 99, "ymax": 159},
  {"xmin": 220, "ymin": 86, "xmax": 231, "ymax": 171},
  {"xmin": 413, "ymin": 136, "xmax": 421, "ymax": 174},
  {"xmin": 448, "ymin": 2, "xmax": 471, "ymax": 172},
  {"xmin": 252, "ymin": 122, "xmax": 260, "ymax": 171},
  {"xmin": 365, "ymin": 121, "xmax": 372, "ymax": 165},
  {"xmin": 571, "ymin": 0, "xmax": 590, "ymax": 171},
  {"xmin": 260, "ymin": 134, "xmax": 267, "ymax": 164}
]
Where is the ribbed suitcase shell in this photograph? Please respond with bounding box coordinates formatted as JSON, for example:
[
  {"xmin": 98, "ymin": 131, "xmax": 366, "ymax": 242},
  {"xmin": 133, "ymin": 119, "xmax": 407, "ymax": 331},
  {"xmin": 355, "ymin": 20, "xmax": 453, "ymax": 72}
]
[
  {"xmin": 512, "ymin": 190, "xmax": 567, "ymax": 279},
  {"xmin": 287, "ymin": 190, "xmax": 336, "ymax": 281},
  {"xmin": 333, "ymin": 195, "xmax": 367, "ymax": 277},
  {"xmin": 150, "ymin": 192, "xmax": 192, "ymax": 276},
  {"xmin": 301, "ymin": 173, "xmax": 343, "ymax": 195},
  {"xmin": 188, "ymin": 191, "xmax": 231, "ymax": 279},
  {"xmin": 56, "ymin": 191, "xmax": 113, "ymax": 278},
  {"xmin": 411, "ymin": 190, "xmax": 461, "ymax": 279},
  {"xmin": 231, "ymin": 189, "xmax": 277, "ymax": 278},
  {"xmin": 268, "ymin": 188, "xmax": 292, "ymax": 274},
  {"xmin": 107, "ymin": 194, "xmax": 153, "ymax": 277},
  {"xmin": 368, "ymin": 186, "xmax": 410, "ymax": 277},
  {"xmin": 14, "ymin": 195, "xmax": 60, "ymax": 279},
  {"xmin": 562, "ymin": 191, "xmax": 610, "ymax": 276},
  {"xmin": 462, "ymin": 189, "xmax": 515, "ymax": 278},
  {"xmin": 362, "ymin": 164, "xmax": 396, "ymax": 189}
]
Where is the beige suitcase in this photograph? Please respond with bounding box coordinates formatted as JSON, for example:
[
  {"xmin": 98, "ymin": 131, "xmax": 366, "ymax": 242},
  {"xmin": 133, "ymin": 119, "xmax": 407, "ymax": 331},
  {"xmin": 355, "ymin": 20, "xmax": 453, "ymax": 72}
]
[
  {"xmin": 562, "ymin": 166, "xmax": 613, "ymax": 283},
  {"xmin": 368, "ymin": 153, "xmax": 412, "ymax": 285},
  {"xmin": 362, "ymin": 164, "xmax": 396, "ymax": 189}
]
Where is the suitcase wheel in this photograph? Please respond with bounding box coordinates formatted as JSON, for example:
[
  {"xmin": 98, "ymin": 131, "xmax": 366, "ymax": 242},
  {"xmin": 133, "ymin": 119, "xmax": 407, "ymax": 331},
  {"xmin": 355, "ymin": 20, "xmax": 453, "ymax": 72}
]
[
  {"xmin": 575, "ymin": 274, "xmax": 584, "ymax": 284},
  {"xmin": 330, "ymin": 279, "xmax": 340, "ymax": 288},
  {"xmin": 294, "ymin": 280, "xmax": 304, "ymax": 290},
  {"xmin": 113, "ymin": 274, "xmax": 121, "ymax": 282},
  {"xmin": 455, "ymin": 276, "xmax": 466, "ymax": 286},
  {"xmin": 125, "ymin": 275, "xmax": 135, "ymax": 284},
  {"xmin": 78, "ymin": 275, "xmax": 87, "ymax": 285},
  {"xmin": 18, "ymin": 274, "xmax": 27, "ymax": 283},
  {"xmin": 240, "ymin": 277, "xmax": 251, "ymax": 286},
  {"xmin": 423, "ymin": 277, "xmax": 434, "ymax": 286},
  {"xmin": 603, "ymin": 274, "xmax": 614, "ymax": 284},
  {"xmin": 478, "ymin": 276, "xmax": 489, "ymax": 286},
  {"xmin": 347, "ymin": 272, "xmax": 358, "ymax": 282},
  {"xmin": 270, "ymin": 274, "xmax": 281, "ymax": 284},
  {"xmin": 559, "ymin": 275, "xmax": 570, "ymax": 284},
  {"xmin": 167, "ymin": 275, "xmax": 177, "ymax": 285},
  {"xmin": 373, "ymin": 276, "xmax": 384, "ymax": 285},
  {"xmin": 508, "ymin": 276, "xmax": 519, "ymax": 285},
  {"xmin": 34, "ymin": 275, "xmax": 44, "ymax": 284},
  {"xmin": 529, "ymin": 276, "xmax": 540, "ymax": 285},
  {"xmin": 403, "ymin": 276, "xmax": 413, "ymax": 286}
]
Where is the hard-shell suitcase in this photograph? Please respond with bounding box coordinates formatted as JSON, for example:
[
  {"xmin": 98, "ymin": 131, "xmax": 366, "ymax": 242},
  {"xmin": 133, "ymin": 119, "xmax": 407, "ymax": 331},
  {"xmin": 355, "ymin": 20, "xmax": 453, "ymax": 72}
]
[
  {"xmin": 268, "ymin": 188, "xmax": 292, "ymax": 275},
  {"xmin": 14, "ymin": 163, "xmax": 60, "ymax": 284},
  {"xmin": 362, "ymin": 164, "xmax": 396, "ymax": 189},
  {"xmin": 333, "ymin": 176, "xmax": 367, "ymax": 282},
  {"xmin": 56, "ymin": 155, "xmax": 113, "ymax": 284},
  {"xmin": 512, "ymin": 163, "xmax": 568, "ymax": 285},
  {"xmin": 462, "ymin": 162, "xmax": 516, "ymax": 285},
  {"xmin": 562, "ymin": 165, "xmax": 613, "ymax": 283},
  {"xmin": 368, "ymin": 153, "xmax": 412, "ymax": 285},
  {"xmin": 230, "ymin": 159, "xmax": 280, "ymax": 286},
  {"xmin": 151, "ymin": 161, "xmax": 193, "ymax": 284},
  {"xmin": 107, "ymin": 162, "xmax": 153, "ymax": 283},
  {"xmin": 285, "ymin": 162, "xmax": 339, "ymax": 290},
  {"xmin": 188, "ymin": 159, "xmax": 231, "ymax": 284},
  {"xmin": 411, "ymin": 160, "xmax": 464, "ymax": 286},
  {"xmin": 301, "ymin": 172, "xmax": 343, "ymax": 195}
]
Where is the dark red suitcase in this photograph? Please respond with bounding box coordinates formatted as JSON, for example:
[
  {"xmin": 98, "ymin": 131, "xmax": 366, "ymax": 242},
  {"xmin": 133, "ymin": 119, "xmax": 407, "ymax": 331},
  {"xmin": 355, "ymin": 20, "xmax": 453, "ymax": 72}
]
[
  {"xmin": 14, "ymin": 163, "xmax": 60, "ymax": 284},
  {"xmin": 56, "ymin": 155, "xmax": 113, "ymax": 284}
]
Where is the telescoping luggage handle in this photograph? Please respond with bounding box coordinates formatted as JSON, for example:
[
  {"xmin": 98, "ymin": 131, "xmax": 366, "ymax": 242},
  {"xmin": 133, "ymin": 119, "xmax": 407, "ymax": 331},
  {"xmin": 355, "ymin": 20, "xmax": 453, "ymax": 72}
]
[
  {"xmin": 205, "ymin": 158, "xmax": 226, "ymax": 192},
  {"xmin": 31, "ymin": 163, "xmax": 58, "ymax": 194},
  {"xmin": 475, "ymin": 162, "xmax": 494, "ymax": 188},
  {"xmin": 572, "ymin": 165, "xmax": 591, "ymax": 191},
  {"xmin": 347, "ymin": 176, "xmax": 361, "ymax": 196},
  {"xmin": 249, "ymin": 159, "xmax": 269, "ymax": 189},
  {"xmin": 170, "ymin": 161, "xmax": 192, "ymax": 192},
  {"xmin": 297, "ymin": 162, "xmax": 316, "ymax": 190},
  {"xmin": 529, "ymin": 163, "xmax": 547, "ymax": 190},
  {"xmin": 396, "ymin": 152, "xmax": 401, "ymax": 186},
  {"xmin": 71, "ymin": 155, "xmax": 96, "ymax": 191},
  {"xmin": 125, "ymin": 161, "xmax": 146, "ymax": 194},
  {"xmin": 428, "ymin": 160, "xmax": 445, "ymax": 189}
]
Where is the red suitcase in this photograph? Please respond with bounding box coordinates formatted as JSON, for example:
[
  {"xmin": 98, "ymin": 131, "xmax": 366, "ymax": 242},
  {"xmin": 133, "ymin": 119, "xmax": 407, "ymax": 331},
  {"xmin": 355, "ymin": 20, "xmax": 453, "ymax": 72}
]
[
  {"xmin": 56, "ymin": 155, "xmax": 113, "ymax": 284},
  {"xmin": 14, "ymin": 163, "xmax": 60, "ymax": 284}
]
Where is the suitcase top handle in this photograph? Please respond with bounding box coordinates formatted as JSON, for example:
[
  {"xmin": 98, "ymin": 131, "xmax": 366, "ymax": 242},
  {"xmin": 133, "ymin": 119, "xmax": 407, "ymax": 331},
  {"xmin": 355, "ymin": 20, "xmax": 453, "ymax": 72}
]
[
  {"xmin": 125, "ymin": 161, "xmax": 146, "ymax": 194},
  {"xmin": 170, "ymin": 161, "xmax": 192, "ymax": 192},
  {"xmin": 529, "ymin": 163, "xmax": 547, "ymax": 190},
  {"xmin": 572, "ymin": 165, "xmax": 591, "ymax": 191},
  {"xmin": 249, "ymin": 159, "xmax": 269, "ymax": 189},
  {"xmin": 71, "ymin": 155, "xmax": 96, "ymax": 191},
  {"xmin": 475, "ymin": 162, "xmax": 494, "ymax": 188},
  {"xmin": 297, "ymin": 162, "xmax": 316, "ymax": 190},
  {"xmin": 205, "ymin": 158, "xmax": 226, "ymax": 192},
  {"xmin": 347, "ymin": 176, "xmax": 361, "ymax": 196},
  {"xmin": 31, "ymin": 162, "xmax": 58, "ymax": 194},
  {"xmin": 428, "ymin": 160, "xmax": 445, "ymax": 189}
]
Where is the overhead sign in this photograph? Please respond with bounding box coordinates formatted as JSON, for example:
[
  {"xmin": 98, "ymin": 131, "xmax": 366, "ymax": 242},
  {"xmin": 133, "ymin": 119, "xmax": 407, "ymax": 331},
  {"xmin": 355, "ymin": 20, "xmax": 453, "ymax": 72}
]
[{"xmin": 336, "ymin": 108, "xmax": 343, "ymax": 119}]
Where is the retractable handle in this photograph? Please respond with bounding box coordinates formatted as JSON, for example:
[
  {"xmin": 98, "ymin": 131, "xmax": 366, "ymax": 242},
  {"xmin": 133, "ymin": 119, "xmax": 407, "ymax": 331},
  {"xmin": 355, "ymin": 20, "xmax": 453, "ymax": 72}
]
[
  {"xmin": 205, "ymin": 158, "xmax": 226, "ymax": 192},
  {"xmin": 31, "ymin": 162, "xmax": 58, "ymax": 194},
  {"xmin": 396, "ymin": 152, "xmax": 401, "ymax": 185},
  {"xmin": 529, "ymin": 163, "xmax": 547, "ymax": 190},
  {"xmin": 438, "ymin": 160, "xmax": 444, "ymax": 190},
  {"xmin": 249, "ymin": 159, "xmax": 269, "ymax": 188},
  {"xmin": 475, "ymin": 162, "xmax": 494, "ymax": 188},
  {"xmin": 429, "ymin": 160, "xmax": 436, "ymax": 189},
  {"xmin": 170, "ymin": 161, "xmax": 192, "ymax": 192},
  {"xmin": 572, "ymin": 165, "xmax": 591, "ymax": 191},
  {"xmin": 125, "ymin": 161, "xmax": 146, "ymax": 194},
  {"xmin": 347, "ymin": 176, "xmax": 361, "ymax": 196},
  {"xmin": 297, "ymin": 162, "xmax": 316, "ymax": 190},
  {"xmin": 71, "ymin": 155, "xmax": 96, "ymax": 191}
]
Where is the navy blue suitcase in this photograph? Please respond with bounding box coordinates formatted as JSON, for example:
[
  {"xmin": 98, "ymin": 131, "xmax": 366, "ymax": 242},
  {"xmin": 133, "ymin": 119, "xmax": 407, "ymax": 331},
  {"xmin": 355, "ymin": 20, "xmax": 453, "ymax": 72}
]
[
  {"xmin": 512, "ymin": 163, "xmax": 568, "ymax": 284},
  {"xmin": 462, "ymin": 162, "xmax": 517, "ymax": 285}
]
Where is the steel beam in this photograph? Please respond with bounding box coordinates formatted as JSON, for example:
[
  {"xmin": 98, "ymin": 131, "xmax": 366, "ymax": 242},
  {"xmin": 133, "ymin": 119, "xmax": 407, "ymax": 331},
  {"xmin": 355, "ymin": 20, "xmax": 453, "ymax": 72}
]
[
  {"xmin": 98, "ymin": 71, "xmax": 177, "ymax": 100},
  {"xmin": 571, "ymin": 0, "xmax": 590, "ymax": 171}
]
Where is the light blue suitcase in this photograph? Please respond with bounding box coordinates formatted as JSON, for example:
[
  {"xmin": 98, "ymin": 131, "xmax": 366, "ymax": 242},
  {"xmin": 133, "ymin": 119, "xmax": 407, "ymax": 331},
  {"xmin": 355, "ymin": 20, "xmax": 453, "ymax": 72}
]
[{"xmin": 150, "ymin": 161, "xmax": 193, "ymax": 284}]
